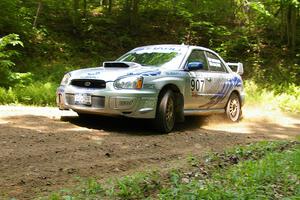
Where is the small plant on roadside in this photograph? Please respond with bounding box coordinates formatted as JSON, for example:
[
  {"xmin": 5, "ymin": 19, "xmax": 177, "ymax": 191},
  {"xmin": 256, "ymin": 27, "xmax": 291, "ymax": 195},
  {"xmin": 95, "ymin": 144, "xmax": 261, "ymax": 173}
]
[
  {"xmin": 82, "ymin": 179, "xmax": 103, "ymax": 195},
  {"xmin": 187, "ymin": 154, "xmax": 199, "ymax": 167},
  {"xmin": 111, "ymin": 172, "xmax": 161, "ymax": 199}
]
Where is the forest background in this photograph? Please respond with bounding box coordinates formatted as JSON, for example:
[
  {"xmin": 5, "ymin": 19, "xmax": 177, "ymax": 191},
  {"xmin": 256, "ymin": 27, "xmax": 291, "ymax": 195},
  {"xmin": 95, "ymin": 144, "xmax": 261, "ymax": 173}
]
[{"xmin": 0, "ymin": 0, "xmax": 299, "ymax": 111}]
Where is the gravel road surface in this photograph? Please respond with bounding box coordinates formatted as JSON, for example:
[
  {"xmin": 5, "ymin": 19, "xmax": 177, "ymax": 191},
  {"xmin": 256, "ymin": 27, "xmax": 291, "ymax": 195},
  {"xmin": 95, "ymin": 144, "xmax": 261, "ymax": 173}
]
[{"xmin": 0, "ymin": 105, "xmax": 299, "ymax": 199}]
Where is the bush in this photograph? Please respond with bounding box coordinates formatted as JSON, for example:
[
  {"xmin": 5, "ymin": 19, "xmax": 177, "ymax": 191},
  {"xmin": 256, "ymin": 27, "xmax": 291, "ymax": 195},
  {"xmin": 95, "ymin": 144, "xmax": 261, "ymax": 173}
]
[
  {"xmin": 0, "ymin": 87, "xmax": 16, "ymax": 104},
  {"xmin": 0, "ymin": 34, "xmax": 23, "ymax": 88},
  {"xmin": 245, "ymin": 80, "xmax": 300, "ymax": 113},
  {"xmin": 0, "ymin": 82, "xmax": 57, "ymax": 106}
]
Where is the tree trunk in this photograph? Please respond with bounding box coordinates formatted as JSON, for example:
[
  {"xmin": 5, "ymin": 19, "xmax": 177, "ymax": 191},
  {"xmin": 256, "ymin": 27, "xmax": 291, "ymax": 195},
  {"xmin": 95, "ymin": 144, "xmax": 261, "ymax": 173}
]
[
  {"xmin": 172, "ymin": 0, "xmax": 177, "ymax": 13},
  {"xmin": 124, "ymin": 0, "xmax": 131, "ymax": 14},
  {"xmin": 280, "ymin": 3, "xmax": 285, "ymax": 41},
  {"xmin": 108, "ymin": 0, "xmax": 113, "ymax": 14},
  {"xmin": 130, "ymin": 0, "xmax": 139, "ymax": 28},
  {"xmin": 33, "ymin": 1, "xmax": 42, "ymax": 28},
  {"xmin": 72, "ymin": 0, "xmax": 80, "ymax": 33},
  {"xmin": 290, "ymin": 5, "xmax": 297, "ymax": 51},
  {"xmin": 83, "ymin": 0, "xmax": 87, "ymax": 18},
  {"xmin": 281, "ymin": 1, "xmax": 298, "ymax": 51}
]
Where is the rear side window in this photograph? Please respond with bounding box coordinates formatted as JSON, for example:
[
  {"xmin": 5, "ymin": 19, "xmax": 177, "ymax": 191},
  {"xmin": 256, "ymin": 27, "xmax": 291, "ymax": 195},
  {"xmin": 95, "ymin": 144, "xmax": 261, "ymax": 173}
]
[
  {"xmin": 186, "ymin": 50, "xmax": 209, "ymax": 70},
  {"xmin": 206, "ymin": 52, "xmax": 227, "ymax": 73}
]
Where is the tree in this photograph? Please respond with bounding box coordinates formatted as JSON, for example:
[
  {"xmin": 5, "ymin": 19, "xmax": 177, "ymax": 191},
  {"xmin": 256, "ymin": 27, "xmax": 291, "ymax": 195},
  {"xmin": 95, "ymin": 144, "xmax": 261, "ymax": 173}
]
[{"xmin": 0, "ymin": 34, "xmax": 23, "ymax": 88}]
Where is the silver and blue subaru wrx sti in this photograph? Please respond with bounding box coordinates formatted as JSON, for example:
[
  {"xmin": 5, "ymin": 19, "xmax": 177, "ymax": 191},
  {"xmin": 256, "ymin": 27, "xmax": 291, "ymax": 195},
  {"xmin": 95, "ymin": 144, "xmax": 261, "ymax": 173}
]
[{"xmin": 57, "ymin": 44, "xmax": 245, "ymax": 132}]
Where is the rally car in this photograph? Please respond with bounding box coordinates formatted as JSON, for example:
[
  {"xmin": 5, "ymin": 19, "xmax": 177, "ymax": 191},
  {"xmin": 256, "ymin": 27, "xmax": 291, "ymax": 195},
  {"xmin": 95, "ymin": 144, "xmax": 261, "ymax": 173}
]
[{"xmin": 57, "ymin": 44, "xmax": 245, "ymax": 132}]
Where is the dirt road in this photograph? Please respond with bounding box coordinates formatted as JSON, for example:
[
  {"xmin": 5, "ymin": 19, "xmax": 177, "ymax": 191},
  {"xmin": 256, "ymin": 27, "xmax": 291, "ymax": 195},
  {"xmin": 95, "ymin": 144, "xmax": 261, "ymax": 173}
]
[{"xmin": 0, "ymin": 105, "xmax": 299, "ymax": 199}]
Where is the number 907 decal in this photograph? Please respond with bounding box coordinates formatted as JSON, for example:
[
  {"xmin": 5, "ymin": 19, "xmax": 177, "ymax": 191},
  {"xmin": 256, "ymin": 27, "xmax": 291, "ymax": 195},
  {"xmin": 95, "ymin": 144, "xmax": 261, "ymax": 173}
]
[{"xmin": 191, "ymin": 78, "xmax": 204, "ymax": 94}]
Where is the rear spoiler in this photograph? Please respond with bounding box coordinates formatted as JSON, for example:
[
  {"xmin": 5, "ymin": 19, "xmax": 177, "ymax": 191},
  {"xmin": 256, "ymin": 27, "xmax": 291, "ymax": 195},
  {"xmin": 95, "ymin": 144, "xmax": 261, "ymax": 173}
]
[{"xmin": 226, "ymin": 62, "xmax": 244, "ymax": 75}]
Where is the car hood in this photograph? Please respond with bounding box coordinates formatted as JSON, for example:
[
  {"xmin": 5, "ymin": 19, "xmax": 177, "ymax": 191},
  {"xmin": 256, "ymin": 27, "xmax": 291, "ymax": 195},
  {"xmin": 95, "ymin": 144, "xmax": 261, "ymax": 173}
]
[{"xmin": 69, "ymin": 65, "xmax": 162, "ymax": 82}]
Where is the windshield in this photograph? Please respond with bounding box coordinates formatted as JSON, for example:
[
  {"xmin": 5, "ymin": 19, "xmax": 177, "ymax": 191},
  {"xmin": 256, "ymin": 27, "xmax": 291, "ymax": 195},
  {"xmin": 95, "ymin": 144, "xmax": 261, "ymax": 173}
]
[{"xmin": 116, "ymin": 46, "xmax": 188, "ymax": 69}]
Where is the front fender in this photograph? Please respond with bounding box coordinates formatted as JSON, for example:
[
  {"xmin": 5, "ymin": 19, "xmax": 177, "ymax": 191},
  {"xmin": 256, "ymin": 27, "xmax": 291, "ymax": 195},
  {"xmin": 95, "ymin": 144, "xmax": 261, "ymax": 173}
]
[{"xmin": 151, "ymin": 76, "xmax": 186, "ymax": 95}]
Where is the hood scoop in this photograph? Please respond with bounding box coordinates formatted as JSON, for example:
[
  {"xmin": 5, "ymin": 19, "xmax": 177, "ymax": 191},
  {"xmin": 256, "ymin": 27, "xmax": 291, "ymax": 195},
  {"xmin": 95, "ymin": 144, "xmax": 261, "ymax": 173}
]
[{"xmin": 103, "ymin": 61, "xmax": 140, "ymax": 68}]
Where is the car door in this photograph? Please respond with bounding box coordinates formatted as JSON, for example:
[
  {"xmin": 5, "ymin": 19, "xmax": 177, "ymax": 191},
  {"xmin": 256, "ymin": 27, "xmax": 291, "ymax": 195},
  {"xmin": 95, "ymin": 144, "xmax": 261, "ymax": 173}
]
[
  {"xmin": 184, "ymin": 49, "xmax": 212, "ymax": 110},
  {"xmin": 199, "ymin": 51, "xmax": 231, "ymax": 109}
]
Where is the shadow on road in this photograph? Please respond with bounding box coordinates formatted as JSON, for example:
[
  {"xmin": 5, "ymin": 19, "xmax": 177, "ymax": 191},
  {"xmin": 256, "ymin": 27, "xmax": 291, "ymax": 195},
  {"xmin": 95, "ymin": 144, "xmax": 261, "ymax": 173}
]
[{"xmin": 60, "ymin": 115, "xmax": 208, "ymax": 135}]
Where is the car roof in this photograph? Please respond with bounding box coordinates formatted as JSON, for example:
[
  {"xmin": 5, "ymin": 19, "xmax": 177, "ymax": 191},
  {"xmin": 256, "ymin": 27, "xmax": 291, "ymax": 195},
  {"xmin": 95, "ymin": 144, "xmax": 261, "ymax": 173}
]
[{"xmin": 132, "ymin": 44, "xmax": 215, "ymax": 53}]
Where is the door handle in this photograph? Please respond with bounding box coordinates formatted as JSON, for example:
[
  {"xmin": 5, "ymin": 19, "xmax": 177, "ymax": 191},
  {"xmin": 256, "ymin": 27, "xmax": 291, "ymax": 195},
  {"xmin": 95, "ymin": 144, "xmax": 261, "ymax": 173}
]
[{"xmin": 206, "ymin": 77, "xmax": 212, "ymax": 82}]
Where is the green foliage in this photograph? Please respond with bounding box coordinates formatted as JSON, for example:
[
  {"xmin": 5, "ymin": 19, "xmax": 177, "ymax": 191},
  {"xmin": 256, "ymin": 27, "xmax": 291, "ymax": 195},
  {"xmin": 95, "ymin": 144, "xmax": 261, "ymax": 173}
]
[
  {"xmin": 159, "ymin": 143, "xmax": 299, "ymax": 200},
  {"xmin": 245, "ymin": 80, "xmax": 300, "ymax": 113},
  {"xmin": 0, "ymin": 82, "xmax": 57, "ymax": 106},
  {"xmin": 187, "ymin": 154, "xmax": 199, "ymax": 167},
  {"xmin": 14, "ymin": 82, "xmax": 57, "ymax": 106},
  {"xmin": 48, "ymin": 193, "xmax": 61, "ymax": 200},
  {"xmin": 0, "ymin": 34, "xmax": 23, "ymax": 88},
  {"xmin": 82, "ymin": 179, "xmax": 103, "ymax": 195},
  {"xmin": 0, "ymin": 87, "xmax": 17, "ymax": 104},
  {"xmin": 110, "ymin": 172, "xmax": 161, "ymax": 199},
  {"xmin": 0, "ymin": 0, "xmax": 299, "ymax": 107}
]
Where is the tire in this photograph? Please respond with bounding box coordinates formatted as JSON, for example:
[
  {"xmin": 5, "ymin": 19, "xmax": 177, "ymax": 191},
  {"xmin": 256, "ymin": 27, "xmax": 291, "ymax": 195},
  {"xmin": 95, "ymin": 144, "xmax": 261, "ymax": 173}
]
[
  {"xmin": 155, "ymin": 90, "xmax": 176, "ymax": 133},
  {"xmin": 225, "ymin": 93, "xmax": 242, "ymax": 122}
]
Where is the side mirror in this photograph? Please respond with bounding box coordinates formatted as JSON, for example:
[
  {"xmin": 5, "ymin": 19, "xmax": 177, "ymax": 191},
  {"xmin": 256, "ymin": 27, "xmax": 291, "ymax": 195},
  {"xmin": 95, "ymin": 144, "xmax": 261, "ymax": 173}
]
[
  {"xmin": 186, "ymin": 62, "xmax": 204, "ymax": 71},
  {"xmin": 227, "ymin": 62, "xmax": 244, "ymax": 75}
]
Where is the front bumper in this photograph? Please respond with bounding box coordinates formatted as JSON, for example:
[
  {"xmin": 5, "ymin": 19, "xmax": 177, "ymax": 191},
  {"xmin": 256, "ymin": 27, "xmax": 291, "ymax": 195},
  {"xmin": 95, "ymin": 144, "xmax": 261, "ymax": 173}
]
[{"xmin": 56, "ymin": 82, "xmax": 158, "ymax": 119}]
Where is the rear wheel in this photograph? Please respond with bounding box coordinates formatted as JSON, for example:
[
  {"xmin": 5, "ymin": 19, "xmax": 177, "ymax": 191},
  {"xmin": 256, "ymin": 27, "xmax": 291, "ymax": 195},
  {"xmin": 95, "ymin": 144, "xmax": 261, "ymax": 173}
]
[
  {"xmin": 225, "ymin": 93, "xmax": 241, "ymax": 122},
  {"xmin": 155, "ymin": 90, "xmax": 175, "ymax": 133}
]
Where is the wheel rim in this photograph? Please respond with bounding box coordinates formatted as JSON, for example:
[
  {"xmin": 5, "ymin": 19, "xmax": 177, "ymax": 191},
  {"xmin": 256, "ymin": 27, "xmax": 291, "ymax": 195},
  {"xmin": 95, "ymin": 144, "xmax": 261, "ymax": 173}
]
[
  {"xmin": 165, "ymin": 98, "xmax": 175, "ymax": 129},
  {"xmin": 228, "ymin": 97, "xmax": 240, "ymax": 121}
]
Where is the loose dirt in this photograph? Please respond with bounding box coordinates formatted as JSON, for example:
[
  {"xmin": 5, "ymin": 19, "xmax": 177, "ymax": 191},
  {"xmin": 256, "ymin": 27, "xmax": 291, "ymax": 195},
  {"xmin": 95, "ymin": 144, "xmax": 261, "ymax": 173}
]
[{"xmin": 0, "ymin": 105, "xmax": 299, "ymax": 199}]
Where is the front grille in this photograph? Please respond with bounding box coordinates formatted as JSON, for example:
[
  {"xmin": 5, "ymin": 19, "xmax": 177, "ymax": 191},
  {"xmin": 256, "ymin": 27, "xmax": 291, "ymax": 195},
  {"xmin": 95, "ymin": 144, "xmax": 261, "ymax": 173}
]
[
  {"xmin": 65, "ymin": 94, "xmax": 105, "ymax": 108},
  {"xmin": 71, "ymin": 79, "xmax": 106, "ymax": 89}
]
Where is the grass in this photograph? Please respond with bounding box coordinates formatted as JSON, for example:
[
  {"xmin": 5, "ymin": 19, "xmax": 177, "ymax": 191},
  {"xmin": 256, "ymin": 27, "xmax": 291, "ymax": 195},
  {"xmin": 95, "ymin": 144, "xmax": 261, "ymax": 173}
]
[
  {"xmin": 0, "ymin": 82, "xmax": 57, "ymax": 106},
  {"xmin": 159, "ymin": 143, "xmax": 300, "ymax": 200},
  {"xmin": 42, "ymin": 141, "xmax": 299, "ymax": 200},
  {"xmin": 244, "ymin": 80, "xmax": 300, "ymax": 113}
]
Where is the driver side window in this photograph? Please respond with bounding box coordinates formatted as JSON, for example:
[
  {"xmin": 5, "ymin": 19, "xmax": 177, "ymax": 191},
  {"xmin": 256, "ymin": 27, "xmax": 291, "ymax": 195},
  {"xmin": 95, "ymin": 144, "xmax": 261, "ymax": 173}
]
[{"xmin": 186, "ymin": 50, "xmax": 209, "ymax": 70}]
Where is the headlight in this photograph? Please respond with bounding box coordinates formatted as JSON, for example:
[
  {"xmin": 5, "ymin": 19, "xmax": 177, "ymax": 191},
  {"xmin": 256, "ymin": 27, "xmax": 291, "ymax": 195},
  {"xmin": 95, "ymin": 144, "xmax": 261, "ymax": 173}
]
[
  {"xmin": 114, "ymin": 76, "xmax": 143, "ymax": 89},
  {"xmin": 60, "ymin": 73, "xmax": 71, "ymax": 86}
]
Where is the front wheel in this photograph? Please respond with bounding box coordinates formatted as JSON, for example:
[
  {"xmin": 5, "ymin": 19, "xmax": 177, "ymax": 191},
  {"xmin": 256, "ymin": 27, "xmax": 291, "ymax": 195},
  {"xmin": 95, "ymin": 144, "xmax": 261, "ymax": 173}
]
[
  {"xmin": 225, "ymin": 93, "xmax": 242, "ymax": 122},
  {"xmin": 155, "ymin": 90, "xmax": 175, "ymax": 133}
]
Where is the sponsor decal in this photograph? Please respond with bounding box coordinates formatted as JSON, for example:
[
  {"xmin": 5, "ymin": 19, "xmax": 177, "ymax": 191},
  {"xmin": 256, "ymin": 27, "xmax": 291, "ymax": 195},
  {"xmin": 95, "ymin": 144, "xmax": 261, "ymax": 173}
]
[
  {"xmin": 200, "ymin": 76, "xmax": 242, "ymax": 108},
  {"xmin": 127, "ymin": 70, "xmax": 161, "ymax": 77},
  {"xmin": 165, "ymin": 71, "xmax": 187, "ymax": 76},
  {"xmin": 133, "ymin": 46, "xmax": 184, "ymax": 54},
  {"xmin": 87, "ymin": 71, "xmax": 101, "ymax": 76},
  {"xmin": 207, "ymin": 57, "xmax": 222, "ymax": 68},
  {"xmin": 81, "ymin": 76, "xmax": 97, "ymax": 79}
]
